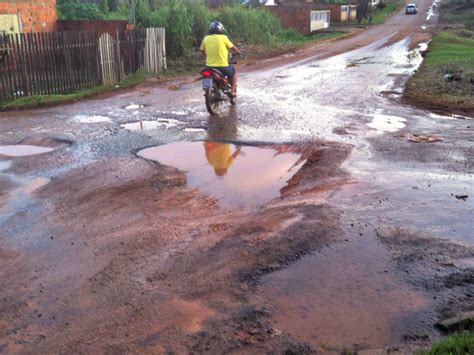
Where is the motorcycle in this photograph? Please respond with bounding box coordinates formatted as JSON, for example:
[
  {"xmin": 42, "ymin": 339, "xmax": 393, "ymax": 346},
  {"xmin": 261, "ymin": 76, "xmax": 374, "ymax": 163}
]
[{"xmin": 200, "ymin": 56, "xmax": 237, "ymax": 115}]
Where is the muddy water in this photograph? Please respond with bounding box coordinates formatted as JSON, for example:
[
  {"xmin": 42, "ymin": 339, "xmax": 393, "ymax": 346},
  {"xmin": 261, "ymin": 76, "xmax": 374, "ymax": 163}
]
[
  {"xmin": 0, "ymin": 145, "xmax": 55, "ymax": 157},
  {"xmin": 257, "ymin": 233, "xmax": 435, "ymax": 351},
  {"xmin": 137, "ymin": 142, "xmax": 305, "ymax": 207}
]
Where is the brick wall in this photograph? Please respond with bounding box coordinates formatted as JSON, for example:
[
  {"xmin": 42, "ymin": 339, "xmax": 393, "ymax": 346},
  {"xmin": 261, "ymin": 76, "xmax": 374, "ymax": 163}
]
[
  {"xmin": 57, "ymin": 20, "xmax": 132, "ymax": 37},
  {"xmin": 0, "ymin": 0, "xmax": 57, "ymax": 33},
  {"xmin": 267, "ymin": 3, "xmax": 343, "ymax": 35}
]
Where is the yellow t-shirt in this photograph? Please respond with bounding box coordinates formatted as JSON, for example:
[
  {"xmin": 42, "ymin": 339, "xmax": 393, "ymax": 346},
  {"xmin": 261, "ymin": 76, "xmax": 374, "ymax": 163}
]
[
  {"xmin": 204, "ymin": 142, "xmax": 236, "ymax": 176},
  {"xmin": 200, "ymin": 34, "xmax": 234, "ymax": 67}
]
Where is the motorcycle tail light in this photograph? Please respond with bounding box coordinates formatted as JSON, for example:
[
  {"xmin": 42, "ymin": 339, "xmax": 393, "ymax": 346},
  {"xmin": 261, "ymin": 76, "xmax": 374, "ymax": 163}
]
[{"xmin": 201, "ymin": 70, "xmax": 213, "ymax": 77}]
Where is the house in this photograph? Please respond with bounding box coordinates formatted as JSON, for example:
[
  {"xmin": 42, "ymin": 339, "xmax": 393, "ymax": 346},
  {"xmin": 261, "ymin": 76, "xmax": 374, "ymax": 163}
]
[
  {"xmin": 0, "ymin": 0, "xmax": 57, "ymax": 34},
  {"xmin": 268, "ymin": 0, "xmax": 359, "ymax": 34}
]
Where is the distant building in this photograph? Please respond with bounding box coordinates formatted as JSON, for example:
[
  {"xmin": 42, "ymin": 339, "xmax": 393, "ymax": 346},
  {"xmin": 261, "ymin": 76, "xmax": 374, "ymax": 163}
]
[
  {"xmin": 0, "ymin": 0, "xmax": 57, "ymax": 34},
  {"xmin": 269, "ymin": 0, "xmax": 359, "ymax": 34}
]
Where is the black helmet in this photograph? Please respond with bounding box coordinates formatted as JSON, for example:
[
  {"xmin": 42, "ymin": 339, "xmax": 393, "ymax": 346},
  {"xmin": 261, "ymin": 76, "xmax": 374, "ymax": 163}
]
[{"xmin": 209, "ymin": 21, "xmax": 225, "ymax": 35}]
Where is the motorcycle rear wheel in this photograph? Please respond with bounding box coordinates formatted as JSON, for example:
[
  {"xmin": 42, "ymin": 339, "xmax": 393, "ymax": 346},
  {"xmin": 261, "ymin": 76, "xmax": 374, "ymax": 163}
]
[{"xmin": 205, "ymin": 84, "xmax": 220, "ymax": 115}]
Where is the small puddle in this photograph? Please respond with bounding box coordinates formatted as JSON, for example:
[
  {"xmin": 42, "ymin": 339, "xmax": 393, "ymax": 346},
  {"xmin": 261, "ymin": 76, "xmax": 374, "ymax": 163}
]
[
  {"xmin": 18, "ymin": 177, "xmax": 50, "ymax": 194},
  {"xmin": 0, "ymin": 177, "xmax": 50, "ymax": 225},
  {"xmin": 429, "ymin": 112, "xmax": 472, "ymax": 121},
  {"xmin": 257, "ymin": 236, "xmax": 434, "ymax": 351},
  {"xmin": 73, "ymin": 115, "xmax": 111, "ymax": 123},
  {"xmin": 0, "ymin": 145, "xmax": 55, "ymax": 157},
  {"xmin": 121, "ymin": 121, "xmax": 163, "ymax": 131},
  {"xmin": 0, "ymin": 161, "xmax": 12, "ymax": 171},
  {"xmin": 122, "ymin": 119, "xmax": 184, "ymax": 131},
  {"xmin": 125, "ymin": 104, "xmax": 144, "ymax": 110},
  {"xmin": 137, "ymin": 141, "xmax": 305, "ymax": 207},
  {"xmin": 368, "ymin": 114, "xmax": 407, "ymax": 133},
  {"xmin": 184, "ymin": 128, "xmax": 207, "ymax": 133}
]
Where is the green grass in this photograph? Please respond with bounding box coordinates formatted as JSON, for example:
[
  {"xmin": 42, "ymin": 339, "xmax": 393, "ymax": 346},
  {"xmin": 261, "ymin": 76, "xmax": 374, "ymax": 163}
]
[
  {"xmin": 0, "ymin": 71, "xmax": 157, "ymax": 110},
  {"xmin": 420, "ymin": 332, "xmax": 474, "ymax": 355},
  {"xmin": 403, "ymin": 2, "xmax": 474, "ymax": 113},
  {"xmin": 425, "ymin": 32, "xmax": 474, "ymax": 66}
]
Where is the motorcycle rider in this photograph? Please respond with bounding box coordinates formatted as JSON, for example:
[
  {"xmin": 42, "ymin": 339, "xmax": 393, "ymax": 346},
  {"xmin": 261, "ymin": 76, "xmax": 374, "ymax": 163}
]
[{"xmin": 200, "ymin": 21, "xmax": 241, "ymax": 98}]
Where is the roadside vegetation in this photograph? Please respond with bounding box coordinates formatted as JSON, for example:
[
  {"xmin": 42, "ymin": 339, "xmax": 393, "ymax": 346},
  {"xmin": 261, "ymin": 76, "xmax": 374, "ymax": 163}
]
[
  {"xmin": 404, "ymin": 0, "xmax": 474, "ymax": 114},
  {"xmin": 420, "ymin": 331, "xmax": 474, "ymax": 354},
  {"xmin": 58, "ymin": 0, "xmax": 346, "ymax": 58},
  {"xmin": 0, "ymin": 71, "xmax": 156, "ymax": 110}
]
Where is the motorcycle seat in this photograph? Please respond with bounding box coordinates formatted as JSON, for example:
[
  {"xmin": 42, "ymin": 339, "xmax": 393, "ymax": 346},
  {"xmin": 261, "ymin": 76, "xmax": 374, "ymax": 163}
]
[{"xmin": 206, "ymin": 67, "xmax": 227, "ymax": 78}]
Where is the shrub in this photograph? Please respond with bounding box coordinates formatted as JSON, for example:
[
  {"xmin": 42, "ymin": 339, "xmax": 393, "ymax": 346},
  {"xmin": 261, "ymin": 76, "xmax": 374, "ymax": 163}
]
[
  {"xmin": 215, "ymin": 5, "xmax": 280, "ymax": 44},
  {"xmin": 426, "ymin": 332, "xmax": 474, "ymax": 354},
  {"xmin": 57, "ymin": 0, "xmax": 107, "ymax": 20}
]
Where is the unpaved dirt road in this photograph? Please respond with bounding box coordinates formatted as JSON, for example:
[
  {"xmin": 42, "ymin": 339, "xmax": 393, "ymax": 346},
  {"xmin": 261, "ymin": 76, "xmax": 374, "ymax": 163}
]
[{"xmin": 1, "ymin": 1, "xmax": 473, "ymax": 354}]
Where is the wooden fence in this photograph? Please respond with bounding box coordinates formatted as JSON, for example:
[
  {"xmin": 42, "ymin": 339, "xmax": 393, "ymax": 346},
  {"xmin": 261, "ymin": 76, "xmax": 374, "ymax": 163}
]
[{"xmin": 0, "ymin": 28, "xmax": 166, "ymax": 101}]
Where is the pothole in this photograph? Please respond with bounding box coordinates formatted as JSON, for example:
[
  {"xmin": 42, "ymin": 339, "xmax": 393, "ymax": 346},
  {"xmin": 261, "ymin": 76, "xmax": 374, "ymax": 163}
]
[
  {"xmin": 0, "ymin": 145, "xmax": 56, "ymax": 157},
  {"xmin": 136, "ymin": 141, "xmax": 305, "ymax": 207}
]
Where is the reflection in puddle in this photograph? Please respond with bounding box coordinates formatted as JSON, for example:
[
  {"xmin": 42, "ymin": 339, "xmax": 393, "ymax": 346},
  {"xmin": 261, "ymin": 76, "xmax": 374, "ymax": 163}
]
[
  {"xmin": 137, "ymin": 142, "xmax": 305, "ymax": 207},
  {"xmin": 73, "ymin": 115, "xmax": 111, "ymax": 123},
  {"xmin": 257, "ymin": 238, "xmax": 434, "ymax": 350},
  {"xmin": 0, "ymin": 145, "xmax": 55, "ymax": 157},
  {"xmin": 368, "ymin": 114, "xmax": 406, "ymax": 133}
]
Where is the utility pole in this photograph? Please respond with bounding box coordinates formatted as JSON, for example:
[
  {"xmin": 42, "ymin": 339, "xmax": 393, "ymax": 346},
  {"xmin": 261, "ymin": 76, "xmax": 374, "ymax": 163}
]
[{"xmin": 131, "ymin": 0, "xmax": 136, "ymax": 24}]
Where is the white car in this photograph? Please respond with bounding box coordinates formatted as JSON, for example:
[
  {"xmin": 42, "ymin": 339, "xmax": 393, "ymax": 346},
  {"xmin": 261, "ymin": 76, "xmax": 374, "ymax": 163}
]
[{"xmin": 405, "ymin": 4, "xmax": 418, "ymax": 14}]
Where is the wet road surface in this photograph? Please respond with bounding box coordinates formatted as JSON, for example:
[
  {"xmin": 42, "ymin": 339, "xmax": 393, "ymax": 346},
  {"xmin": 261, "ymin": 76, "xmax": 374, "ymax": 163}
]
[{"xmin": 1, "ymin": 0, "xmax": 473, "ymax": 353}]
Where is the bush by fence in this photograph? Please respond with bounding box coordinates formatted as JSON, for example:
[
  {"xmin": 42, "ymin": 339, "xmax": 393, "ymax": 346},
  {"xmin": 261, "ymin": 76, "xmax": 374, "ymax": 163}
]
[{"xmin": 0, "ymin": 28, "xmax": 166, "ymax": 102}]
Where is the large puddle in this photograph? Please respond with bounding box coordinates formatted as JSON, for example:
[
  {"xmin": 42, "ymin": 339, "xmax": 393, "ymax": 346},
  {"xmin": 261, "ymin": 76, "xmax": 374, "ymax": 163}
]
[
  {"xmin": 137, "ymin": 142, "xmax": 305, "ymax": 207},
  {"xmin": 257, "ymin": 235, "xmax": 435, "ymax": 351},
  {"xmin": 0, "ymin": 145, "xmax": 55, "ymax": 157}
]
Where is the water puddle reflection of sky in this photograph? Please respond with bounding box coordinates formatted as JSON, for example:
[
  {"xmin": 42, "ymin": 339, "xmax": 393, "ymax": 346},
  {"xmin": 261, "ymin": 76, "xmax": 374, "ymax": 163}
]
[
  {"xmin": 137, "ymin": 142, "xmax": 305, "ymax": 207},
  {"xmin": 0, "ymin": 145, "xmax": 55, "ymax": 157}
]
